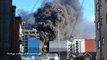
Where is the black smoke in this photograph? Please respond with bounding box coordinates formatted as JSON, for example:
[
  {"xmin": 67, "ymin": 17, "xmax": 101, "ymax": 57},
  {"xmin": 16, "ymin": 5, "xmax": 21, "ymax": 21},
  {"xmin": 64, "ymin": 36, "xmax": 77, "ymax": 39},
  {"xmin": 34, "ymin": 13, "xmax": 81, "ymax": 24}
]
[{"xmin": 34, "ymin": 0, "xmax": 81, "ymax": 41}]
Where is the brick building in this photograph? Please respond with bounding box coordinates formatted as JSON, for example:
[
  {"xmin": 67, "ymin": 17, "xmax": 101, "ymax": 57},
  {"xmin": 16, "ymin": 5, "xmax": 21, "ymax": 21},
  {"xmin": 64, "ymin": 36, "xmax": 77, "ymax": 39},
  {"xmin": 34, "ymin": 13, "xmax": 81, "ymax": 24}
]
[
  {"xmin": 95, "ymin": 0, "xmax": 107, "ymax": 60},
  {"xmin": 14, "ymin": 17, "xmax": 22, "ymax": 60}
]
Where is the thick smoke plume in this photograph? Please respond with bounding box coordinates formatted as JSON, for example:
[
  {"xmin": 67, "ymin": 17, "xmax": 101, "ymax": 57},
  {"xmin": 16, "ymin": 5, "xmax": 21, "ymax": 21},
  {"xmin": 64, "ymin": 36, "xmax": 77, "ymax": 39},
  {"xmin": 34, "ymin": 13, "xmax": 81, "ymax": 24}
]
[
  {"xmin": 23, "ymin": 0, "xmax": 95, "ymax": 42},
  {"xmin": 34, "ymin": 0, "xmax": 81, "ymax": 41}
]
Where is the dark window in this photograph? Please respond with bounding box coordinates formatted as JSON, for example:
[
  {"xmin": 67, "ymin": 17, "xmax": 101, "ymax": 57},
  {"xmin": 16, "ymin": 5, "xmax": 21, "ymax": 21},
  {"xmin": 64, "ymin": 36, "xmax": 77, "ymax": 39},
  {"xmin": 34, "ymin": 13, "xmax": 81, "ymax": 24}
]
[
  {"xmin": 105, "ymin": 0, "xmax": 107, "ymax": 2},
  {"xmin": 24, "ymin": 37, "xmax": 28, "ymax": 40},
  {"xmin": 30, "ymin": 31, "xmax": 35, "ymax": 34},
  {"xmin": 70, "ymin": 57, "xmax": 74, "ymax": 60},
  {"xmin": 102, "ymin": 37, "xmax": 104, "ymax": 45},
  {"xmin": 97, "ymin": 21, "xmax": 100, "ymax": 30},
  {"xmin": 24, "ymin": 50, "xmax": 28, "ymax": 52},
  {"xmin": 50, "ymin": 58, "xmax": 54, "ymax": 60},
  {"xmin": 96, "ymin": 3, "xmax": 100, "ymax": 11},
  {"xmin": 24, "ymin": 47, "xmax": 28, "ymax": 49},
  {"xmin": 98, "ymin": 40, "xmax": 101, "ymax": 48},
  {"xmin": 103, "ymin": 57, "xmax": 104, "ymax": 60},
  {"xmin": 106, "ymin": 14, "xmax": 107, "ymax": 23},
  {"xmin": 20, "ymin": 40, "xmax": 22, "ymax": 44},
  {"xmin": 100, "ymin": 18, "xmax": 103, "ymax": 25},
  {"xmin": 25, "ymin": 32, "xmax": 29, "ymax": 34}
]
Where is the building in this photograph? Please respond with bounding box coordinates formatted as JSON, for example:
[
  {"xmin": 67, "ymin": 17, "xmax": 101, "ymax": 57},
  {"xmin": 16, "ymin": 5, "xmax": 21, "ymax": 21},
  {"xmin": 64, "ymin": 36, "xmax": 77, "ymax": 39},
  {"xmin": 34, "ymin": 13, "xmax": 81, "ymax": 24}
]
[
  {"xmin": 49, "ymin": 40, "xmax": 71, "ymax": 60},
  {"xmin": 0, "ymin": 0, "xmax": 18, "ymax": 60},
  {"xmin": 21, "ymin": 36, "xmax": 41, "ymax": 60},
  {"xmin": 22, "ymin": 28, "xmax": 38, "ymax": 52},
  {"xmin": 13, "ymin": 17, "xmax": 22, "ymax": 60},
  {"xmin": 95, "ymin": 0, "xmax": 107, "ymax": 60},
  {"xmin": 28, "ymin": 36, "xmax": 41, "ymax": 53},
  {"xmin": 71, "ymin": 39, "xmax": 95, "ymax": 53}
]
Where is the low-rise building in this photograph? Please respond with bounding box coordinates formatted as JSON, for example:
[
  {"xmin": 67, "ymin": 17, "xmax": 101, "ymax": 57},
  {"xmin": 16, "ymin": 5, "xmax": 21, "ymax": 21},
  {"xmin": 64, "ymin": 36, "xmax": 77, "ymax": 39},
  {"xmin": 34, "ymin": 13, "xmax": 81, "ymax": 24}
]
[
  {"xmin": 49, "ymin": 40, "xmax": 72, "ymax": 60},
  {"xmin": 71, "ymin": 39, "xmax": 95, "ymax": 53},
  {"xmin": 21, "ymin": 28, "xmax": 38, "ymax": 52}
]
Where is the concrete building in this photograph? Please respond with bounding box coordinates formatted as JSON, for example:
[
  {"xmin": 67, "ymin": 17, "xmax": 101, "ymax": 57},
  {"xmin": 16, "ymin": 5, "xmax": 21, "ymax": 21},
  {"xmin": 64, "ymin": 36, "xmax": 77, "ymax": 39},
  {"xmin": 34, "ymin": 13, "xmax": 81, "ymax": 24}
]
[
  {"xmin": 95, "ymin": 0, "xmax": 107, "ymax": 60},
  {"xmin": 22, "ymin": 28, "xmax": 38, "ymax": 52},
  {"xmin": 49, "ymin": 40, "xmax": 72, "ymax": 60},
  {"xmin": 71, "ymin": 39, "xmax": 95, "ymax": 53},
  {"xmin": 0, "ymin": 0, "xmax": 19, "ymax": 60}
]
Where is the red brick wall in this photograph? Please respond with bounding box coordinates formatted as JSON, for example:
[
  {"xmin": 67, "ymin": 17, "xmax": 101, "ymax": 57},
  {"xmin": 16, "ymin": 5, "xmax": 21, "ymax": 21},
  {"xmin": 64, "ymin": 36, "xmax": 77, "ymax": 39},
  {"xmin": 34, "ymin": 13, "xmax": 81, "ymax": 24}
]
[
  {"xmin": 14, "ymin": 17, "xmax": 21, "ymax": 60},
  {"xmin": 85, "ymin": 39, "xmax": 95, "ymax": 52}
]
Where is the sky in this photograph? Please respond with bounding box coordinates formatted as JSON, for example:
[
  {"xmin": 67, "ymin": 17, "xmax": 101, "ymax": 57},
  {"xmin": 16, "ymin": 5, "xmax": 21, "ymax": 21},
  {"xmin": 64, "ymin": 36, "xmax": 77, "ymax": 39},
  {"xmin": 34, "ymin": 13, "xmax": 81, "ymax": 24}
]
[
  {"xmin": 80, "ymin": 0, "xmax": 95, "ymax": 22},
  {"xmin": 12, "ymin": 0, "xmax": 95, "ymax": 21}
]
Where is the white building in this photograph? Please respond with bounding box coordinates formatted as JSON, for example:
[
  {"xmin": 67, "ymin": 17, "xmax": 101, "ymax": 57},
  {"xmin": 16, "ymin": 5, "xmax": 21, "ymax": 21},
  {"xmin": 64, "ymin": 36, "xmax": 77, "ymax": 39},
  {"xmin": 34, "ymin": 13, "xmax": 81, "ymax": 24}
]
[
  {"xmin": 49, "ymin": 40, "xmax": 72, "ymax": 60},
  {"xmin": 49, "ymin": 40, "xmax": 72, "ymax": 52},
  {"xmin": 71, "ymin": 39, "xmax": 85, "ymax": 53}
]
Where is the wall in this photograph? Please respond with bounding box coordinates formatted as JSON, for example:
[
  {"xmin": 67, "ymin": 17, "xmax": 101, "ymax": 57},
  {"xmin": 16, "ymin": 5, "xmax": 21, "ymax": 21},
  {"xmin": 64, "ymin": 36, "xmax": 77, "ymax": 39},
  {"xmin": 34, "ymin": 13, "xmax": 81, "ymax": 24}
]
[{"xmin": 85, "ymin": 39, "xmax": 95, "ymax": 52}]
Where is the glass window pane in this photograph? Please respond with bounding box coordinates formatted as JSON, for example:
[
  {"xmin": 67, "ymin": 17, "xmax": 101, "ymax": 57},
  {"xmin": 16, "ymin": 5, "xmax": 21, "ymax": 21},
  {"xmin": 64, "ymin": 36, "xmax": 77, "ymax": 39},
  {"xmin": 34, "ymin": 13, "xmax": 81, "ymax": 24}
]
[{"xmin": 85, "ymin": 57, "xmax": 90, "ymax": 60}]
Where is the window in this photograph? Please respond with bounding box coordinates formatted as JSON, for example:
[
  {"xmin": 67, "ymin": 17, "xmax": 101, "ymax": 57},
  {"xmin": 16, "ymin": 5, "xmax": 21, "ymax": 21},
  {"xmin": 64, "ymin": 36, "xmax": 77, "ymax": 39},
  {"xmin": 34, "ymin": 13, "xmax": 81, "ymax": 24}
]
[
  {"xmin": 85, "ymin": 57, "xmax": 90, "ymax": 60},
  {"xmin": 96, "ymin": 3, "xmax": 100, "ymax": 11},
  {"xmin": 103, "ymin": 57, "xmax": 104, "ymax": 60},
  {"xmin": 70, "ymin": 44, "xmax": 73, "ymax": 52},
  {"xmin": 98, "ymin": 40, "xmax": 101, "ymax": 48},
  {"xmin": 73, "ymin": 44, "xmax": 75, "ymax": 53},
  {"xmin": 105, "ymin": 0, "xmax": 107, "ymax": 2},
  {"xmin": 50, "ymin": 58, "xmax": 54, "ymax": 60},
  {"xmin": 97, "ymin": 21, "xmax": 100, "ymax": 30},
  {"xmin": 102, "ymin": 37, "xmax": 105, "ymax": 45},
  {"xmin": 106, "ymin": 14, "xmax": 107, "ymax": 23},
  {"xmin": 70, "ymin": 57, "xmax": 74, "ymax": 60},
  {"xmin": 100, "ymin": 18, "xmax": 103, "ymax": 25}
]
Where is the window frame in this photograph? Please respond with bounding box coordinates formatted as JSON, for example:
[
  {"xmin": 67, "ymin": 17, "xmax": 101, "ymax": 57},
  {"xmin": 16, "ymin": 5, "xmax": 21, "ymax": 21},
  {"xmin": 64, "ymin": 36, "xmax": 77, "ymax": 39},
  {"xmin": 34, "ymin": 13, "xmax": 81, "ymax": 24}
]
[
  {"xmin": 98, "ymin": 40, "xmax": 101, "ymax": 48},
  {"xmin": 96, "ymin": 21, "xmax": 100, "ymax": 30}
]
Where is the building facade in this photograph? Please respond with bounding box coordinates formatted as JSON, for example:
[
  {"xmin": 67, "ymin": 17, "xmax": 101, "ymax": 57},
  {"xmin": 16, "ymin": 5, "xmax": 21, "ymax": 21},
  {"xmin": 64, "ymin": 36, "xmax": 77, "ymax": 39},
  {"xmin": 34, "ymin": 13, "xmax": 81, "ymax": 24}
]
[
  {"xmin": 0, "ymin": 0, "xmax": 17, "ymax": 60},
  {"xmin": 14, "ymin": 17, "xmax": 22, "ymax": 60},
  {"xmin": 22, "ymin": 29, "xmax": 38, "ymax": 52},
  {"xmin": 95, "ymin": 0, "xmax": 107, "ymax": 60},
  {"xmin": 49, "ymin": 40, "xmax": 72, "ymax": 60},
  {"xmin": 71, "ymin": 39, "xmax": 95, "ymax": 53}
]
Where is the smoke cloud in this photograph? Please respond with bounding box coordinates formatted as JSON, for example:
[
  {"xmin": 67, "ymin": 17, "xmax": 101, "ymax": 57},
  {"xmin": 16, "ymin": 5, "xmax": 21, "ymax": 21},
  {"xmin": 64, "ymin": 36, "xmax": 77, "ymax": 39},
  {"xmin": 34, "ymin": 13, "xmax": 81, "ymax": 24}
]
[
  {"xmin": 34, "ymin": 0, "xmax": 82, "ymax": 41},
  {"xmin": 22, "ymin": 0, "xmax": 95, "ymax": 41},
  {"xmin": 73, "ymin": 17, "xmax": 95, "ymax": 39}
]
